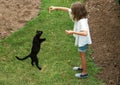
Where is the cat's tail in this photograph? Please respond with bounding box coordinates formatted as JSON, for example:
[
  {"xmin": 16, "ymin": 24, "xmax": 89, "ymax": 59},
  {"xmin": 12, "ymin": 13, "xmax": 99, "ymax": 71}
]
[{"xmin": 15, "ymin": 55, "xmax": 29, "ymax": 60}]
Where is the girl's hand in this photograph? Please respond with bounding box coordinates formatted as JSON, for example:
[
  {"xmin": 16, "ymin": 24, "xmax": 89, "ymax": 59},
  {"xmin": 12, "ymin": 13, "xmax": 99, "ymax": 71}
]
[
  {"xmin": 65, "ymin": 30, "xmax": 74, "ymax": 35},
  {"xmin": 49, "ymin": 6, "xmax": 56, "ymax": 13}
]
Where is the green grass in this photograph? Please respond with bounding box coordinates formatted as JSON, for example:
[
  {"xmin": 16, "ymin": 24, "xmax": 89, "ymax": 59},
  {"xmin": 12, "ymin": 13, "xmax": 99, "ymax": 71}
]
[{"xmin": 0, "ymin": 0, "xmax": 106, "ymax": 85}]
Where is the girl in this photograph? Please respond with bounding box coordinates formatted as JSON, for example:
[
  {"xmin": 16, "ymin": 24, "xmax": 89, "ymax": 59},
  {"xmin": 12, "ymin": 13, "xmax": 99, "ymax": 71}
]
[{"xmin": 49, "ymin": 2, "xmax": 92, "ymax": 78}]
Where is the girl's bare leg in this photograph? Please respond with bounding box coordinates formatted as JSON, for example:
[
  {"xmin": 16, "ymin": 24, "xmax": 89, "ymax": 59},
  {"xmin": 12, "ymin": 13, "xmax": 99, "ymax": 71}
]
[{"xmin": 80, "ymin": 52, "xmax": 87, "ymax": 74}]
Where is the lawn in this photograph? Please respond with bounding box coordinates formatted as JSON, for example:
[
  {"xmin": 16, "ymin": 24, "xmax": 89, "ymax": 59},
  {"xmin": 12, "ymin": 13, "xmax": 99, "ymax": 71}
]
[{"xmin": 0, "ymin": 0, "xmax": 106, "ymax": 85}]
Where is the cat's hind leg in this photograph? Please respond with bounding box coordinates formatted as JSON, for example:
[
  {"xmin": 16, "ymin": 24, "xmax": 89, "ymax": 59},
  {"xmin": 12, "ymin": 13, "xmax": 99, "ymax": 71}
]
[
  {"xmin": 31, "ymin": 60, "xmax": 34, "ymax": 66},
  {"xmin": 35, "ymin": 57, "xmax": 41, "ymax": 70}
]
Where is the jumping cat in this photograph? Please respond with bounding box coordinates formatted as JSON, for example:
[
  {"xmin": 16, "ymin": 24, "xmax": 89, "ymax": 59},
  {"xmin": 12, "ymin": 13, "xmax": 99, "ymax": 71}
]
[{"xmin": 16, "ymin": 30, "xmax": 46, "ymax": 70}]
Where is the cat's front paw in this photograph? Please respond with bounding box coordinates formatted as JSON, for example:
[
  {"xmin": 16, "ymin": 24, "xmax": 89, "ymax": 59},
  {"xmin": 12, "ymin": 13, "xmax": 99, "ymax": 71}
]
[
  {"xmin": 43, "ymin": 38, "xmax": 46, "ymax": 41},
  {"xmin": 39, "ymin": 67, "xmax": 42, "ymax": 70}
]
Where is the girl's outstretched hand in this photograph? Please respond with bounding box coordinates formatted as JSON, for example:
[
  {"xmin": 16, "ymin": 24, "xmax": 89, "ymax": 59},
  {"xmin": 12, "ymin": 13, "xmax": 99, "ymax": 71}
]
[{"xmin": 49, "ymin": 6, "xmax": 56, "ymax": 13}]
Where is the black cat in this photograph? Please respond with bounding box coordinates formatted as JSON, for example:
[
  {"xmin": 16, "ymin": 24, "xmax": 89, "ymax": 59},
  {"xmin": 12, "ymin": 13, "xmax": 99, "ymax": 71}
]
[{"xmin": 16, "ymin": 30, "xmax": 46, "ymax": 70}]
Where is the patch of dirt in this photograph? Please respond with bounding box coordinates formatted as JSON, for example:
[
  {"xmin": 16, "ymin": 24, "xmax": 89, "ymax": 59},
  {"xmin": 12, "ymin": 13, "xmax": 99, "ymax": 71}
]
[
  {"xmin": 85, "ymin": 0, "xmax": 120, "ymax": 85},
  {"xmin": 0, "ymin": 0, "xmax": 40, "ymax": 38}
]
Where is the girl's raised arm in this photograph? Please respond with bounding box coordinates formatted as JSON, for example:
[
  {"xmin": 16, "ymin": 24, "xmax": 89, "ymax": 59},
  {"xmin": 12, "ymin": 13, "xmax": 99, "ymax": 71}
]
[{"xmin": 49, "ymin": 6, "xmax": 69, "ymax": 13}]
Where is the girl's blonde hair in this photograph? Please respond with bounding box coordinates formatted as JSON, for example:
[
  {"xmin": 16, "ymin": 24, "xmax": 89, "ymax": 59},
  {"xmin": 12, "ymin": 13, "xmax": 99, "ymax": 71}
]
[{"xmin": 71, "ymin": 2, "xmax": 88, "ymax": 21}]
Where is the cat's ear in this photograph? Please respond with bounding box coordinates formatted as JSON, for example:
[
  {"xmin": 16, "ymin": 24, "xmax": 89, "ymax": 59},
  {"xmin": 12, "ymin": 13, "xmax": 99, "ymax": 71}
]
[{"xmin": 36, "ymin": 30, "xmax": 39, "ymax": 33}]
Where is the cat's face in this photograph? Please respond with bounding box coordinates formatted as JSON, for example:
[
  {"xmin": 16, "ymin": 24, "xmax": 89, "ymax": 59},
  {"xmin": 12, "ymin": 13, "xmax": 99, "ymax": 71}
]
[{"xmin": 36, "ymin": 30, "xmax": 43, "ymax": 37}]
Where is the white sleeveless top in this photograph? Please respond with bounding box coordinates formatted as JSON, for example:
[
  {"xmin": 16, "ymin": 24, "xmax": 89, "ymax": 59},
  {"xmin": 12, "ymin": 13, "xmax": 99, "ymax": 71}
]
[{"xmin": 68, "ymin": 9, "xmax": 92, "ymax": 47}]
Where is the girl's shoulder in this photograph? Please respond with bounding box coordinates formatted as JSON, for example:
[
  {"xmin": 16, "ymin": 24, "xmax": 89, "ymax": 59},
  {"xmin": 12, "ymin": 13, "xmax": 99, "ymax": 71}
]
[
  {"xmin": 78, "ymin": 18, "xmax": 88, "ymax": 23},
  {"xmin": 80, "ymin": 18, "xmax": 88, "ymax": 21}
]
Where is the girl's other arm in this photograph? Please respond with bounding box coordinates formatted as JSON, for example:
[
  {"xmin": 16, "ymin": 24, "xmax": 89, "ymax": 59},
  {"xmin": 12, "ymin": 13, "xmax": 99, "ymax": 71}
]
[{"xmin": 65, "ymin": 30, "xmax": 88, "ymax": 36}]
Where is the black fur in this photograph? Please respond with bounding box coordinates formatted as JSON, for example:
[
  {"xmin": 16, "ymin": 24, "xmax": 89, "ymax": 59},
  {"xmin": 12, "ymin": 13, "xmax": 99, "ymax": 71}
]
[{"xmin": 16, "ymin": 30, "xmax": 46, "ymax": 70}]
